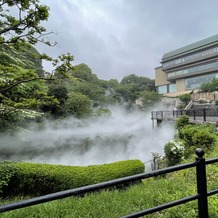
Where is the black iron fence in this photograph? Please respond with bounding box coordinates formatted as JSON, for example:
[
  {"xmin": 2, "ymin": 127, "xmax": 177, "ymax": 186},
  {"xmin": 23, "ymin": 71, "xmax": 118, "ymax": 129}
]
[
  {"xmin": 151, "ymin": 108, "xmax": 218, "ymax": 123},
  {"xmin": 0, "ymin": 148, "xmax": 218, "ymax": 217}
]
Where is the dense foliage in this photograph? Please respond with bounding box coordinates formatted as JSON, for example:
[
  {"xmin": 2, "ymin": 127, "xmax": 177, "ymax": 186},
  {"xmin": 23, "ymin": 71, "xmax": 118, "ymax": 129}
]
[
  {"xmin": 1, "ymin": 130, "xmax": 218, "ymax": 217},
  {"xmin": 177, "ymin": 93, "xmax": 192, "ymax": 108},
  {"xmin": 164, "ymin": 116, "xmax": 217, "ymax": 166},
  {"xmin": 0, "ymin": 160, "xmax": 144, "ymax": 196},
  {"xmin": 0, "ymin": 44, "xmax": 157, "ymax": 131},
  {"xmin": 0, "ymin": 1, "xmax": 157, "ymax": 131},
  {"xmin": 200, "ymin": 78, "xmax": 218, "ymax": 92},
  {"xmin": 175, "ymin": 114, "xmax": 190, "ymax": 129}
]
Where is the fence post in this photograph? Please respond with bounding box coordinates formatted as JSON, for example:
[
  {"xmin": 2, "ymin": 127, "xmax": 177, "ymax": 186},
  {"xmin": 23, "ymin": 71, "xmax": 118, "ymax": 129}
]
[
  {"xmin": 161, "ymin": 111, "xmax": 163, "ymax": 119},
  {"xmin": 195, "ymin": 148, "xmax": 208, "ymax": 218},
  {"xmin": 203, "ymin": 109, "xmax": 206, "ymax": 122}
]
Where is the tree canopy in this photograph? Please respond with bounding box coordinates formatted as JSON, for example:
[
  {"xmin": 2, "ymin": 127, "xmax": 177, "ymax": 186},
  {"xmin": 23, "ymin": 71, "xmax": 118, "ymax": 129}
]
[
  {"xmin": 200, "ymin": 78, "xmax": 218, "ymax": 92},
  {"xmin": 0, "ymin": 0, "xmax": 75, "ymax": 131},
  {"xmin": 0, "ymin": 0, "xmax": 50, "ymax": 45},
  {"xmin": 120, "ymin": 74, "xmax": 155, "ymax": 91},
  {"xmin": 0, "ymin": 0, "xmax": 159, "ymax": 132}
]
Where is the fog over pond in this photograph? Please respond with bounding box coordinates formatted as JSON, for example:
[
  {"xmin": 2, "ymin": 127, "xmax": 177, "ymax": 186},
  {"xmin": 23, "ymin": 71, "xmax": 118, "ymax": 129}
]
[{"xmin": 0, "ymin": 106, "xmax": 175, "ymax": 167}]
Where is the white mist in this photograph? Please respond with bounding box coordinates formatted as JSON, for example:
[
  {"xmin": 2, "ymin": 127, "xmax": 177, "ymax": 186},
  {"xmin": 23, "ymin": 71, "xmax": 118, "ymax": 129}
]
[{"xmin": 0, "ymin": 106, "xmax": 175, "ymax": 166}]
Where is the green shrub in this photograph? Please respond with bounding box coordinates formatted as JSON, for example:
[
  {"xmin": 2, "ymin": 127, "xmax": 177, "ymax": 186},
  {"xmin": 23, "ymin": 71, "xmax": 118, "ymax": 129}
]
[
  {"xmin": 164, "ymin": 140, "xmax": 185, "ymax": 166},
  {"xmin": 95, "ymin": 108, "xmax": 112, "ymax": 117},
  {"xmin": 177, "ymin": 124, "xmax": 216, "ymax": 157},
  {"xmin": 192, "ymin": 130, "xmax": 216, "ymax": 149},
  {"xmin": 3, "ymin": 159, "xmax": 144, "ymax": 196},
  {"xmin": 178, "ymin": 125, "xmax": 199, "ymax": 146},
  {"xmin": 175, "ymin": 115, "xmax": 190, "ymax": 129},
  {"xmin": 0, "ymin": 161, "xmax": 17, "ymax": 195},
  {"xmin": 178, "ymin": 93, "xmax": 192, "ymax": 105}
]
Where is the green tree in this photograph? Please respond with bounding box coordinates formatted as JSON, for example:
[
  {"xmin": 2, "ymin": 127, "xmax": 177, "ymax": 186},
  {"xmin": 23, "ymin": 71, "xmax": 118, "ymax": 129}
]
[
  {"xmin": 120, "ymin": 74, "xmax": 155, "ymax": 91},
  {"xmin": 114, "ymin": 84, "xmax": 137, "ymax": 103},
  {"xmin": 178, "ymin": 94, "xmax": 192, "ymax": 106},
  {"xmin": 140, "ymin": 91, "xmax": 161, "ymax": 108},
  {"xmin": 70, "ymin": 63, "xmax": 98, "ymax": 82},
  {"xmin": 0, "ymin": 0, "xmax": 75, "ymax": 83},
  {"xmin": 116, "ymin": 74, "xmax": 156, "ymax": 104},
  {"xmin": 97, "ymin": 79, "xmax": 119, "ymax": 91},
  {"xmin": 200, "ymin": 78, "xmax": 218, "ymax": 92},
  {"xmin": 68, "ymin": 68, "xmax": 119, "ymax": 107},
  {"xmin": 64, "ymin": 92, "xmax": 92, "ymax": 118},
  {"xmin": 72, "ymin": 82, "xmax": 105, "ymax": 106},
  {"xmin": 0, "ymin": 0, "xmax": 75, "ymax": 130},
  {"xmin": 0, "ymin": 0, "xmax": 50, "ymax": 45},
  {"xmin": 95, "ymin": 79, "xmax": 120, "ymax": 105},
  {"xmin": 0, "ymin": 43, "xmax": 43, "ymax": 76},
  {"xmin": 45, "ymin": 84, "xmax": 69, "ymax": 116},
  {"xmin": 48, "ymin": 84, "xmax": 68, "ymax": 105}
]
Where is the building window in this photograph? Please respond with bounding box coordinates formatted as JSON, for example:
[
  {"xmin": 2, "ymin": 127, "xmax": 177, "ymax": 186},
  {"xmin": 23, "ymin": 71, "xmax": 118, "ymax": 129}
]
[
  {"xmin": 157, "ymin": 84, "xmax": 176, "ymax": 94},
  {"xmin": 169, "ymin": 84, "xmax": 176, "ymax": 93},
  {"xmin": 199, "ymin": 61, "xmax": 217, "ymax": 71},
  {"xmin": 158, "ymin": 85, "xmax": 167, "ymax": 94},
  {"xmin": 175, "ymin": 59, "xmax": 182, "ymax": 64},
  {"xmin": 185, "ymin": 73, "xmax": 217, "ymax": 90},
  {"xmin": 176, "ymin": 70, "xmax": 183, "ymax": 76},
  {"xmin": 168, "ymin": 72, "xmax": 176, "ymax": 77},
  {"xmin": 167, "ymin": 61, "xmax": 218, "ymax": 79},
  {"xmin": 163, "ymin": 45, "xmax": 218, "ymax": 69}
]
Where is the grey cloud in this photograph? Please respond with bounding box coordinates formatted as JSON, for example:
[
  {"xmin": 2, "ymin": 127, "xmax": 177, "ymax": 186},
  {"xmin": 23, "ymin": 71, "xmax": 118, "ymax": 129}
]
[{"xmin": 38, "ymin": 0, "xmax": 218, "ymax": 81}]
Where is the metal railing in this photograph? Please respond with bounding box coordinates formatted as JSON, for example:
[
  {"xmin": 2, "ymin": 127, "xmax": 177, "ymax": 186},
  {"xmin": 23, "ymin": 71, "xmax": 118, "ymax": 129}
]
[
  {"xmin": 0, "ymin": 148, "xmax": 218, "ymax": 217},
  {"xmin": 151, "ymin": 108, "xmax": 218, "ymax": 123}
]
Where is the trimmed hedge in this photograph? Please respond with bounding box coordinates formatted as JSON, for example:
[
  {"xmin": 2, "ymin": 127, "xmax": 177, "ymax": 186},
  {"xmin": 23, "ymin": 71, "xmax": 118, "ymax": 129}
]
[{"xmin": 1, "ymin": 159, "xmax": 144, "ymax": 196}]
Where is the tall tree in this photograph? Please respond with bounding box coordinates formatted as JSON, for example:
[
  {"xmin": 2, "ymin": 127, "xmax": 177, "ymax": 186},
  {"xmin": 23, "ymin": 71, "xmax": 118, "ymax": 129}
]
[
  {"xmin": 0, "ymin": 0, "xmax": 75, "ymax": 81},
  {"xmin": 120, "ymin": 74, "xmax": 155, "ymax": 91},
  {"xmin": 64, "ymin": 92, "xmax": 92, "ymax": 118},
  {"xmin": 140, "ymin": 91, "xmax": 161, "ymax": 109},
  {"xmin": 0, "ymin": 0, "xmax": 74, "ymax": 131},
  {"xmin": 69, "ymin": 63, "xmax": 98, "ymax": 82}
]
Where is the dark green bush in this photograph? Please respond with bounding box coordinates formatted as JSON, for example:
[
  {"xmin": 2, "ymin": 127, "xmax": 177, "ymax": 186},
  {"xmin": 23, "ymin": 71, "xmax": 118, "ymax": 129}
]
[
  {"xmin": 3, "ymin": 159, "xmax": 144, "ymax": 196},
  {"xmin": 178, "ymin": 93, "xmax": 192, "ymax": 106},
  {"xmin": 178, "ymin": 125, "xmax": 199, "ymax": 146},
  {"xmin": 0, "ymin": 161, "xmax": 17, "ymax": 195},
  {"xmin": 177, "ymin": 124, "xmax": 216, "ymax": 158},
  {"xmin": 192, "ymin": 130, "xmax": 216, "ymax": 149},
  {"xmin": 175, "ymin": 115, "xmax": 190, "ymax": 129}
]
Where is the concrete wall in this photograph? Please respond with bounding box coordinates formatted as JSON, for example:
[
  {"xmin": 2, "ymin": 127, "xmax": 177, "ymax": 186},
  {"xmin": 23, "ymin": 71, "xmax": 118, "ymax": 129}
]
[
  {"xmin": 155, "ymin": 67, "xmax": 171, "ymax": 86},
  {"xmin": 176, "ymin": 79, "xmax": 185, "ymax": 92},
  {"xmin": 192, "ymin": 92, "xmax": 218, "ymax": 102}
]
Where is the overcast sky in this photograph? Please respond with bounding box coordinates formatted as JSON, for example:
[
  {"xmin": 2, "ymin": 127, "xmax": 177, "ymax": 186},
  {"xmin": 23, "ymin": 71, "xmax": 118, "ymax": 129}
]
[{"xmin": 37, "ymin": 0, "xmax": 218, "ymax": 81}]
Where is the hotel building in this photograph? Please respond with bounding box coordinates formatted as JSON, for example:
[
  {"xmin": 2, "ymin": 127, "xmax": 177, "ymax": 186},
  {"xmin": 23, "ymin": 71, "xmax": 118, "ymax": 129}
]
[{"xmin": 155, "ymin": 34, "xmax": 218, "ymax": 96}]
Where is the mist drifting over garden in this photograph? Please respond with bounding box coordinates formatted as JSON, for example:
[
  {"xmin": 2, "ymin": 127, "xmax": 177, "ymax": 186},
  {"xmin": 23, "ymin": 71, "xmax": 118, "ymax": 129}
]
[
  {"xmin": 0, "ymin": 106, "xmax": 175, "ymax": 167},
  {"xmin": 0, "ymin": 0, "xmax": 176, "ymax": 168}
]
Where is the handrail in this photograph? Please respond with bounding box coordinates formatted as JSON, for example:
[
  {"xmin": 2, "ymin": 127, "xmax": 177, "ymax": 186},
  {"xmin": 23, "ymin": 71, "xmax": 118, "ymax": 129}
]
[
  {"xmin": 0, "ymin": 161, "xmax": 198, "ymax": 213},
  {"xmin": 185, "ymin": 100, "xmax": 194, "ymax": 110},
  {"xmin": 121, "ymin": 195, "xmax": 200, "ymax": 218},
  {"xmin": 0, "ymin": 148, "xmax": 218, "ymax": 218},
  {"xmin": 151, "ymin": 108, "xmax": 218, "ymax": 123}
]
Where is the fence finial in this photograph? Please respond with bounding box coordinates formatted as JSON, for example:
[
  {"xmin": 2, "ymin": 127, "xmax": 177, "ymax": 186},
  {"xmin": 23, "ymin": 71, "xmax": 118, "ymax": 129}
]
[{"xmin": 195, "ymin": 148, "xmax": 205, "ymax": 158}]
